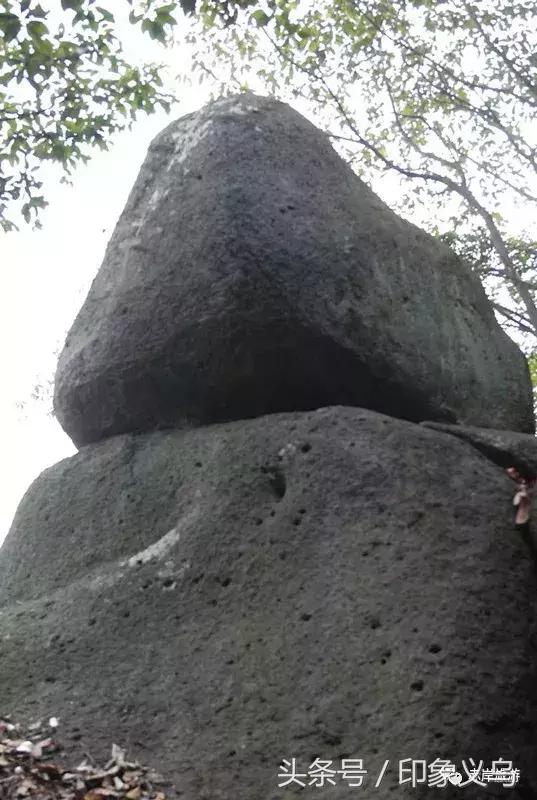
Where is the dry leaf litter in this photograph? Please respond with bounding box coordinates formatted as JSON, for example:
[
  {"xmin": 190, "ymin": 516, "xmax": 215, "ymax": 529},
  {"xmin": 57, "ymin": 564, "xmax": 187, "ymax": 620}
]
[{"xmin": 0, "ymin": 718, "xmax": 168, "ymax": 800}]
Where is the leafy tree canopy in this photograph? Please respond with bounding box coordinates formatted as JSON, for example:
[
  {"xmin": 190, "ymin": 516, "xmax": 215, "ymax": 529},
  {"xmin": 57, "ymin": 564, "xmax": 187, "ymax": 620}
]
[{"xmin": 0, "ymin": 0, "xmax": 193, "ymax": 230}]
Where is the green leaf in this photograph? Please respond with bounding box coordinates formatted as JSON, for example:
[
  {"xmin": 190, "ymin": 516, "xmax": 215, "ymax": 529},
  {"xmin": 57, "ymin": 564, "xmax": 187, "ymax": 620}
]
[
  {"xmin": 0, "ymin": 13, "xmax": 22, "ymax": 41},
  {"xmin": 61, "ymin": 0, "xmax": 84, "ymax": 10},
  {"xmin": 251, "ymin": 9, "xmax": 270, "ymax": 26},
  {"xmin": 155, "ymin": 10, "xmax": 177, "ymax": 26},
  {"xmin": 27, "ymin": 20, "xmax": 49, "ymax": 41},
  {"xmin": 180, "ymin": 0, "xmax": 196, "ymax": 13},
  {"xmin": 141, "ymin": 18, "xmax": 166, "ymax": 41},
  {"xmin": 96, "ymin": 7, "xmax": 115, "ymax": 23}
]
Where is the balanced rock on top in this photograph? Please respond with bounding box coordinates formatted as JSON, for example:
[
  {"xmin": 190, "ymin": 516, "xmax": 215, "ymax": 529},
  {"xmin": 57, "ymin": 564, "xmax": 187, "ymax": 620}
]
[{"xmin": 53, "ymin": 93, "xmax": 533, "ymax": 446}]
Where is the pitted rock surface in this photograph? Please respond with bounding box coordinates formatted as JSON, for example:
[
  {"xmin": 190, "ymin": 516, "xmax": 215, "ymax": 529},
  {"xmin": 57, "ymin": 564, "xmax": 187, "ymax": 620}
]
[
  {"xmin": 1, "ymin": 407, "xmax": 536, "ymax": 799},
  {"xmin": 53, "ymin": 93, "xmax": 533, "ymax": 445}
]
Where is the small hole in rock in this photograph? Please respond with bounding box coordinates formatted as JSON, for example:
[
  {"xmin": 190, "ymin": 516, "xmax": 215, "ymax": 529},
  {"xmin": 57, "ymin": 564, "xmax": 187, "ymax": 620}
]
[
  {"xmin": 269, "ymin": 468, "xmax": 286, "ymax": 499},
  {"xmin": 322, "ymin": 734, "xmax": 341, "ymax": 746},
  {"xmin": 410, "ymin": 680, "xmax": 424, "ymax": 692},
  {"xmin": 380, "ymin": 649, "xmax": 391, "ymax": 664}
]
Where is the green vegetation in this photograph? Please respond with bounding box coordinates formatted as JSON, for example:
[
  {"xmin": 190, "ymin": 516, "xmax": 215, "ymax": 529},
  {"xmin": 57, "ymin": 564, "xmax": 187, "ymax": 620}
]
[{"xmin": 0, "ymin": 0, "xmax": 189, "ymax": 230}]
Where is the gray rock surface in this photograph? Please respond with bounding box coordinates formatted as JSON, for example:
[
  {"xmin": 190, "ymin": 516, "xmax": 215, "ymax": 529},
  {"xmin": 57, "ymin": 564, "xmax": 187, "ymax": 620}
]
[
  {"xmin": 1, "ymin": 407, "xmax": 536, "ymax": 798},
  {"xmin": 53, "ymin": 93, "xmax": 533, "ymax": 446},
  {"xmin": 422, "ymin": 421, "xmax": 537, "ymax": 478}
]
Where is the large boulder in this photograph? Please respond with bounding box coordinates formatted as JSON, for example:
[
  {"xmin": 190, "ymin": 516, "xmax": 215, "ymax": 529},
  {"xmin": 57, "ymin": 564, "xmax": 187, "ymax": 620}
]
[
  {"xmin": 1, "ymin": 407, "xmax": 536, "ymax": 798},
  {"xmin": 53, "ymin": 93, "xmax": 533, "ymax": 446}
]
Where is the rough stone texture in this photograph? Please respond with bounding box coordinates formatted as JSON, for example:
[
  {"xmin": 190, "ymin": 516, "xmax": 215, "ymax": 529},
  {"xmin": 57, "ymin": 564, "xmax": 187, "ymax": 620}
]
[
  {"xmin": 53, "ymin": 93, "xmax": 533, "ymax": 446},
  {"xmin": 1, "ymin": 407, "xmax": 536, "ymax": 799},
  {"xmin": 423, "ymin": 421, "xmax": 537, "ymax": 478}
]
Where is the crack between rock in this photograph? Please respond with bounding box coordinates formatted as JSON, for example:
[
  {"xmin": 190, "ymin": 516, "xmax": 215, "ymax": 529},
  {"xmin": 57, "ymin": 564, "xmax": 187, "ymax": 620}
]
[{"xmin": 423, "ymin": 425, "xmax": 535, "ymax": 479}]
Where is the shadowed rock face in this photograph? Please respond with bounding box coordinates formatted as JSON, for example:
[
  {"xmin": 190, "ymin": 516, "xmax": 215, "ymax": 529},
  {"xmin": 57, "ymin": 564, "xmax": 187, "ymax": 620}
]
[
  {"xmin": 1, "ymin": 408, "xmax": 536, "ymax": 799},
  {"xmin": 53, "ymin": 93, "xmax": 533, "ymax": 446}
]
